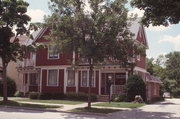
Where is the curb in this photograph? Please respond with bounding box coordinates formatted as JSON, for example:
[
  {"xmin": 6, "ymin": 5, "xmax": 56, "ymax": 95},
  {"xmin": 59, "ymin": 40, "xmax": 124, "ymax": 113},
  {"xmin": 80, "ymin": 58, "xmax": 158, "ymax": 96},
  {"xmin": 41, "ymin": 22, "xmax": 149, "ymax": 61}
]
[{"xmin": 0, "ymin": 105, "xmax": 107, "ymax": 116}]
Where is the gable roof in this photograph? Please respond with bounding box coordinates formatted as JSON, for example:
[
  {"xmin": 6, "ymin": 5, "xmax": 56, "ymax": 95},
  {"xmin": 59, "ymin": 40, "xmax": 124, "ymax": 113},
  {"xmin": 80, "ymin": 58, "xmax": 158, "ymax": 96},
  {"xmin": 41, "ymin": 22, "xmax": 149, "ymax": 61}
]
[{"xmin": 129, "ymin": 18, "xmax": 149, "ymax": 48}]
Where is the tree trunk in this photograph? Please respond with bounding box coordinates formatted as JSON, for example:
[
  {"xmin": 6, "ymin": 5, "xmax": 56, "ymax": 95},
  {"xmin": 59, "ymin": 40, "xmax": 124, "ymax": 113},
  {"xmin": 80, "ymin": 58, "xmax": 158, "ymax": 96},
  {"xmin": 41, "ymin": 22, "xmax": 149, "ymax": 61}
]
[
  {"xmin": 2, "ymin": 60, "xmax": 8, "ymax": 104},
  {"xmin": 88, "ymin": 58, "xmax": 93, "ymax": 108}
]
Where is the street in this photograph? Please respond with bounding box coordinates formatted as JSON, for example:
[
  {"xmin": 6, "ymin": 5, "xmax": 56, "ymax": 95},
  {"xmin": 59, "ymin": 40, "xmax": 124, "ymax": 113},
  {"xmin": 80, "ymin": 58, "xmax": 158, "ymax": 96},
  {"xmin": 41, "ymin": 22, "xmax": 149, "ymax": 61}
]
[{"xmin": 0, "ymin": 99, "xmax": 179, "ymax": 119}]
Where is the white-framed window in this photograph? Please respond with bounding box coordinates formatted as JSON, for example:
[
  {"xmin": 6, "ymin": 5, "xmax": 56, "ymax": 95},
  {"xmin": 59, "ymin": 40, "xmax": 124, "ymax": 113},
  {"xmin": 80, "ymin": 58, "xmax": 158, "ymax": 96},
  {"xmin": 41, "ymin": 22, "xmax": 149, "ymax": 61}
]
[
  {"xmin": 29, "ymin": 73, "xmax": 38, "ymax": 86},
  {"xmin": 48, "ymin": 45, "xmax": 59, "ymax": 59},
  {"xmin": 47, "ymin": 69, "xmax": 58, "ymax": 86},
  {"xmin": 137, "ymin": 55, "xmax": 141, "ymax": 61},
  {"xmin": 81, "ymin": 71, "xmax": 88, "ymax": 87},
  {"xmin": 67, "ymin": 70, "xmax": 75, "ymax": 87},
  {"xmin": 81, "ymin": 70, "xmax": 96, "ymax": 87}
]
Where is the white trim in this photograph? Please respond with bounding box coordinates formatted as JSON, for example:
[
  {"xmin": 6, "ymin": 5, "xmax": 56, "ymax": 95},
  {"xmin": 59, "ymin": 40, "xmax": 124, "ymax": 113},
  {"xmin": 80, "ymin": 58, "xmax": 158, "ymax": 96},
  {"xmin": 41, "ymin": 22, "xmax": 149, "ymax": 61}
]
[
  {"xmin": 40, "ymin": 69, "xmax": 42, "ymax": 93},
  {"xmin": 80, "ymin": 70, "xmax": 96, "ymax": 88},
  {"xmin": 47, "ymin": 45, "xmax": 60, "ymax": 60},
  {"xmin": 36, "ymin": 65, "xmax": 70, "ymax": 69},
  {"xmin": 47, "ymin": 69, "xmax": 59, "ymax": 87},
  {"xmin": 137, "ymin": 55, "xmax": 141, "ymax": 61},
  {"xmin": 64, "ymin": 68, "xmax": 67, "ymax": 93},
  {"xmin": 75, "ymin": 70, "xmax": 78, "ymax": 93},
  {"xmin": 126, "ymin": 71, "xmax": 128, "ymax": 81},
  {"xmin": 134, "ymin": 66, "xmax": 147, "ymax": 73},
  {"xmin": 99, "ymin": 70, "xmax": 101, "ymax": 95}
]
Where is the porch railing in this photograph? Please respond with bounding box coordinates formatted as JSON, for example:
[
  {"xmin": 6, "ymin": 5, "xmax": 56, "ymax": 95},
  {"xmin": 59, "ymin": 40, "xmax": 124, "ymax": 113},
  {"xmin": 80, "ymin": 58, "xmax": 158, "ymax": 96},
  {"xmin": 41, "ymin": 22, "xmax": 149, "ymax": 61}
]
[{"xmin": 110, "ymin": 85, "xmax": 125, "ymax": 96}]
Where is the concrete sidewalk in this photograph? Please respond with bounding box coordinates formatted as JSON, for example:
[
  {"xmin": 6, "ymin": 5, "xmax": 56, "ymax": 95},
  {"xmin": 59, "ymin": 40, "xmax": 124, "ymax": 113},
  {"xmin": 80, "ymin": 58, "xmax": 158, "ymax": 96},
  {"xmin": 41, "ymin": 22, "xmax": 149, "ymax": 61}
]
[{"xmin": 17, "ymin": 101, "xmax": 130, "ymax": 111}]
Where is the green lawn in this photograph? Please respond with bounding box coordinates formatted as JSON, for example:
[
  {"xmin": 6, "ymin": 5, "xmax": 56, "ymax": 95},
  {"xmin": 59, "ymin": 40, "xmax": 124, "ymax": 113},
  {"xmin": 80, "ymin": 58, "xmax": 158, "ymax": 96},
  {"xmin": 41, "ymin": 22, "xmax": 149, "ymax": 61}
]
[
  {"xmin": 72, "ymin": 107, "xmax": 121, "ymax": 114},
  {"xmin": 93, "ymin": 102, "xmax": 145, "ymax": 108},
  {"xmin": 0, "ymin": 100, "xmax": 62, "ymax": 109},
  {"xmin": 14, "ymin": 98, "xmax": 85, "ymax": 105}
]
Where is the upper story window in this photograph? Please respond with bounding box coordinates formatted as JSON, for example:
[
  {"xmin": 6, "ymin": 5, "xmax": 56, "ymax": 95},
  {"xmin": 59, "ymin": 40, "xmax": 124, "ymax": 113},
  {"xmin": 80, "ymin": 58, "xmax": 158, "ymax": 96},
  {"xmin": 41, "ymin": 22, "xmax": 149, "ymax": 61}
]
[{"xmin": 48, "ymin": 45, "xmax": 59, "ymax": 59}]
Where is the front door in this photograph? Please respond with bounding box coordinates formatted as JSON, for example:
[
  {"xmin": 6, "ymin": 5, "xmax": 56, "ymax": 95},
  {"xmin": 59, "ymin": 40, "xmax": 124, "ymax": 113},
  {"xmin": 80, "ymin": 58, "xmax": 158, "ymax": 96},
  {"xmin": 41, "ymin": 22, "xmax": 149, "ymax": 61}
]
[{"xmin": 101, "ymin": 73, "xmax": 114, "ymax": 95}]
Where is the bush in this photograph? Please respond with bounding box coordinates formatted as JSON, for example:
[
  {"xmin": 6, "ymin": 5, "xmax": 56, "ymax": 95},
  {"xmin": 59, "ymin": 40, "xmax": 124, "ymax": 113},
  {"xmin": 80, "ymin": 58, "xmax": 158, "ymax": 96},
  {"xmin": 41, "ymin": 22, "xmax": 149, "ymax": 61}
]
[
  {"xmin": 65, "ymin": 92, "xmax": 97, "ymax": 101},
  {"xmin": 38, "ymin": 93, "xmax": 65, "ymax": 100},
  {"xmin": 14, "ymin": 91, "xmax": 24, "ymax": 97},
  {"xmin": 112, "ymin": 94, "xmax": 126, "ymax": 102},
  {"xmin": 29, "ymin": 92, "xmax": 39, "ymax": 99},
  {"xmin": 0, "ymin": 77, "xmax": 17, "ymax": 97},
  {"xmin": 171, "ymin": 88, "xmax": 180, "ymax": 97},
  {"xmin": 125, "ymin": 75, "xmax": 147, "ymax": 102}
]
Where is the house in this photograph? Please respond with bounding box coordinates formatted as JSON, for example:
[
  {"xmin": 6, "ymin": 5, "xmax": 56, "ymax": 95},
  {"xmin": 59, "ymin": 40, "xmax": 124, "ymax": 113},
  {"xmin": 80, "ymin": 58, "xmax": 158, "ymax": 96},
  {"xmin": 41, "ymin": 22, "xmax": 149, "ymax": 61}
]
[{"xmin": 16, "ymin": 19, "xmax": 162, "ymax": 101}]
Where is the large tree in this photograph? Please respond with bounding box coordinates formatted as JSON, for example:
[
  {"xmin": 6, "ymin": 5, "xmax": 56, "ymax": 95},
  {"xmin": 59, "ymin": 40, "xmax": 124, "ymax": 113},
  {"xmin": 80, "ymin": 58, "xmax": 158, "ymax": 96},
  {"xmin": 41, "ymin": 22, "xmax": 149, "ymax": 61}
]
[
  {"xmin": 131, "ymin": 0, "xmax": 180, "ymax": 26},
  {"xmin": 0, "ymin": 0, "xmax": 31, "ymax": 104},
  {"xmin": 46, "ymin": 0, "xmax": 141, "ymax": 108}
]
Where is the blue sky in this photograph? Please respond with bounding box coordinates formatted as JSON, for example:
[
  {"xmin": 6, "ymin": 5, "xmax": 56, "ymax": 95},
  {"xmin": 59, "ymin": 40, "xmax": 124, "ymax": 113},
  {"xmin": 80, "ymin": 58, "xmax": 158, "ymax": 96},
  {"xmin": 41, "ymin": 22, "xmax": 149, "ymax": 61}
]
[{"xmin": 25, "ymin": 0, "xmax": 180, "ymax": 59}]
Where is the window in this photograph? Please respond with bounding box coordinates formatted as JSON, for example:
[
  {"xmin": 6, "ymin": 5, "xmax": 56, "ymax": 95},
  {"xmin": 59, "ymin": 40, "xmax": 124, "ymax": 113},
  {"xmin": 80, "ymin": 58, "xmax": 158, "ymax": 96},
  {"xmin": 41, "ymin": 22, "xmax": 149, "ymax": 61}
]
[
  {"xmin": 29, "ymin": 73, "xmax": 38, "ymax": 85},
  {"xmin": 48, "ymin": 69, "xmax": 58, "ymax": 86},
  {"xmin": 81, "ymin": 70, "xmax": 96, "ymax": 87},
  {"xmin": 48, "ymin": 45, "xmax": 59, "ymax": 59},
  {"xmin": 137, "ymin": 55, "xmax": 141, "ymax": 61},
  {"xmin": 67, "ymin": 70, "xmax": 75, "ymax": 87},
  {"xmin": 81, "ymin": 71, "xmax": 88, "ymax": 87},
  {"xmin": 90, "ymin": 71, "xmax": 95, "ymax": 87}
]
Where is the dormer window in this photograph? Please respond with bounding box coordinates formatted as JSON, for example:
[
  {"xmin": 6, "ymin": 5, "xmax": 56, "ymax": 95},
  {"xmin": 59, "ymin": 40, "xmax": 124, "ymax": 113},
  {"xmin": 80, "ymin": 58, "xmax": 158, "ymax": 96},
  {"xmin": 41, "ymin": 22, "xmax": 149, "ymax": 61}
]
[{"xmin": 48, "ymin": 45, "xmax": 59, "ymax": 59}]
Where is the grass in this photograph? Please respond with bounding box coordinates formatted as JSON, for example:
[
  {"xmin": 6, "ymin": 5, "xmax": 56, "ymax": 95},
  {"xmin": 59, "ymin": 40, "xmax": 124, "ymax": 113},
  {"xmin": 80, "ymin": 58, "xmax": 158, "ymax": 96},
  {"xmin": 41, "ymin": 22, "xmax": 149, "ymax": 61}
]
[
  {"xmin": 14, "ymin": 98, "xmax": 85, "ymax": 105},
  {"xmin": 0, "ymin": 100, "xmax": 62, "ymax": 109},
  {"xmin": 72, "ymin": 107, "xmax": 121, "ymax": 114},
  {"xmin": 93, "ymin": 102, "xmax": 145, "ymax": 108}
]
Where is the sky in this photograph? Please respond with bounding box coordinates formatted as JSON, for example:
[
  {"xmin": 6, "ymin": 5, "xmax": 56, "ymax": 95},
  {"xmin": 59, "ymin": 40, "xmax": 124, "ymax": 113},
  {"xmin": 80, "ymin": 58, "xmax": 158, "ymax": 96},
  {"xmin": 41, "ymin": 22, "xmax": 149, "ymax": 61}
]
[{"xmin": 25, "ymin": 0, "xmax": 180, "ymax": 60}]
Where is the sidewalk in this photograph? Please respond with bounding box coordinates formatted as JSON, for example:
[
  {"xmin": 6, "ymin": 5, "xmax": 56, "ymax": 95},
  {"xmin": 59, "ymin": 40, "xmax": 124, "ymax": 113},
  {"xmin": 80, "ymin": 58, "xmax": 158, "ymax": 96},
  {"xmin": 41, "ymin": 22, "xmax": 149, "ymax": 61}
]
[{"xmin": 17, "ymin": 101, "xmax": 131, "ymax": 111}]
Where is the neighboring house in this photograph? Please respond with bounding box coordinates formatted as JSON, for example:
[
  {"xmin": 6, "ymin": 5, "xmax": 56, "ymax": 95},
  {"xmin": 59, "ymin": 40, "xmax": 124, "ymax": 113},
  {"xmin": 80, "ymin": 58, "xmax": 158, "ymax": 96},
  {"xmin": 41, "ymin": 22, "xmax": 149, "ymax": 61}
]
[
  {"xmin": 16, "ymin": 19, "xmax": 162, "ymax": 101},
  {"xmin": 6, "ymin": 35, "xmax": 30, "ymax": 91}
]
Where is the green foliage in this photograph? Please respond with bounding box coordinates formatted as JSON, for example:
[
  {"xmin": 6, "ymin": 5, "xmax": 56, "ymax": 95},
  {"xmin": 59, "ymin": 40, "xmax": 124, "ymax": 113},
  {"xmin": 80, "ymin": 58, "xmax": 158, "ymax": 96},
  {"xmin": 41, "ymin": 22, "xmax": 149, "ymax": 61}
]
[
  {"xmin": 29, "ymin": 92, "xmax": 39, "ymax": 99},
  {"xmin": 0, "ymin": 77, "xmax": 16, "ymax": 97},
  {"xmin": 131, "ymin": 0, "xmax": 180, "ymax": 26},
  {"xmin": 38, "ymin": 92, "xmax": 65, "ymax": 100},
  {"xmin": 14, "ymin": 91, "xmax": 24, "ymax": 97},
  {"xmin": 125, "ymin": 75, "xmax": 146, "ymax": 102},
  {"xmin": 66, "ymin": 92, "xmax": 97, "ymax": 102}
]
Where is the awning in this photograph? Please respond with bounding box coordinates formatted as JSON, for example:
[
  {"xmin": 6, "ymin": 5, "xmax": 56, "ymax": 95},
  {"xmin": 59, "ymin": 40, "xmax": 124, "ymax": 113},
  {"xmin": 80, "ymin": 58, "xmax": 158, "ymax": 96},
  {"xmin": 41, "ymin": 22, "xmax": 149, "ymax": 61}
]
[{"xmin": 146, "ymin": 73, "xmax": 162, "ymax": 83}]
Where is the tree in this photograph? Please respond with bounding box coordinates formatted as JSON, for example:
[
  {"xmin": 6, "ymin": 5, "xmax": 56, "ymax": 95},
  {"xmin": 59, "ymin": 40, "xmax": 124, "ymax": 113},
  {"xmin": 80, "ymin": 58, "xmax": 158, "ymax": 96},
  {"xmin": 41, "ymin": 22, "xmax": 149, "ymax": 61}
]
[
  {"xmin": 46, "ymin": 0, "xmax": 141, "ymax": 108},
  {"xmin": 125, "ymin": 75, "xmax": 146, "ymax": 102},
  {"xmin": 0, "ymin": 0, "xmax": 31, "ymax": 104},
  {"xmin": 165, "ymin": 52, "xmax": 180, "ymax": 88},
  {"xmin": 131, "ymin": 0, "xmax": 180, "ymax": 26}
]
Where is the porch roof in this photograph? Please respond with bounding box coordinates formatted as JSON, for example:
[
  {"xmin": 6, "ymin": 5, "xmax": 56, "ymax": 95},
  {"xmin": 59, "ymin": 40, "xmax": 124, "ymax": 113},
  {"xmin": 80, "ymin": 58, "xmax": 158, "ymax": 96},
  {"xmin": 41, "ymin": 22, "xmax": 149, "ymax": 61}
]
[{"xmin": 146, "ymin": 73, "xmax": 162, "ymax": 83}]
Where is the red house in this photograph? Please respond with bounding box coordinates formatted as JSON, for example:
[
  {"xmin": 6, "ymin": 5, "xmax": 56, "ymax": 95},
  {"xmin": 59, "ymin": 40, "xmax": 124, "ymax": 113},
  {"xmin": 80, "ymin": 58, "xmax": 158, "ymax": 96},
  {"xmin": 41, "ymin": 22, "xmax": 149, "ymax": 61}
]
[{"xmin": 16, "ymin": 19, "xmax": 162, "ymax": 101}]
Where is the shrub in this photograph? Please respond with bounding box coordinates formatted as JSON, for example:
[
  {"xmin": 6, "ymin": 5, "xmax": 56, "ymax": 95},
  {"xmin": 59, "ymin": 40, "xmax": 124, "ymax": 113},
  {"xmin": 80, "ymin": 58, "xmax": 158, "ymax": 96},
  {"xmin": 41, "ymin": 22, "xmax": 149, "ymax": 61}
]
[
  {"xmin": 29, "ymin": 92, "xmax": 39, "ymax": 99},
  {"xmin": 125, "ymin": 75, "xmax": 147, "ymax": 102},
  {"xmin": 112, "ymin": 94, "xmax": 126, "ymax": 102},
  {"xmin": 65, "ymin": 92, "xmax": 97, "ymax": 101},
  {"xmin": 14, "ymin": 91, "xmax": 24, "ymax": 97},
  {"xmin": 0, "ymin": 77, "xmax": 17, "ymax": 97},
  {"xmin": 38, "ymin": 92, "xmax": 65, "ymax": 100}
]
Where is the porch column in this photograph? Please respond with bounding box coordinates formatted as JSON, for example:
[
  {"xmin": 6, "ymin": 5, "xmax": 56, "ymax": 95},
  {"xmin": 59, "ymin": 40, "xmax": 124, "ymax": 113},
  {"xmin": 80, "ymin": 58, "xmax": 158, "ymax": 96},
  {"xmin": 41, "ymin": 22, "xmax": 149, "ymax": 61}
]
[
  {"xmin": 75, "ymin": 70, "xmax": 78, "ymax": 93},
  {"xmin": 98, "ymin": 71, "xmax": 101, "ymax": 95},
  {"xmin": 64, "ymin": 69, "xmax": 67, "ymax": 94},
  {"xmin": 126, "ymin": 71, "xmax": 128, "ymax": 81}
]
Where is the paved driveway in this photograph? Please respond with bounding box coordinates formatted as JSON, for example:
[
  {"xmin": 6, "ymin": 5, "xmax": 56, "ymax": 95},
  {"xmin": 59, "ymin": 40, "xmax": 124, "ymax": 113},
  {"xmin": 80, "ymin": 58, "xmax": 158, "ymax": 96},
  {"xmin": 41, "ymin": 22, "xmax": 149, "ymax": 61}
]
[
  {"xmin": 111, "ymin": 98, "xmax": 180, "ymax": 119},
  {"xmin": 0, "ymin": 99, "xmax": 179, "ymax": 119}
]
